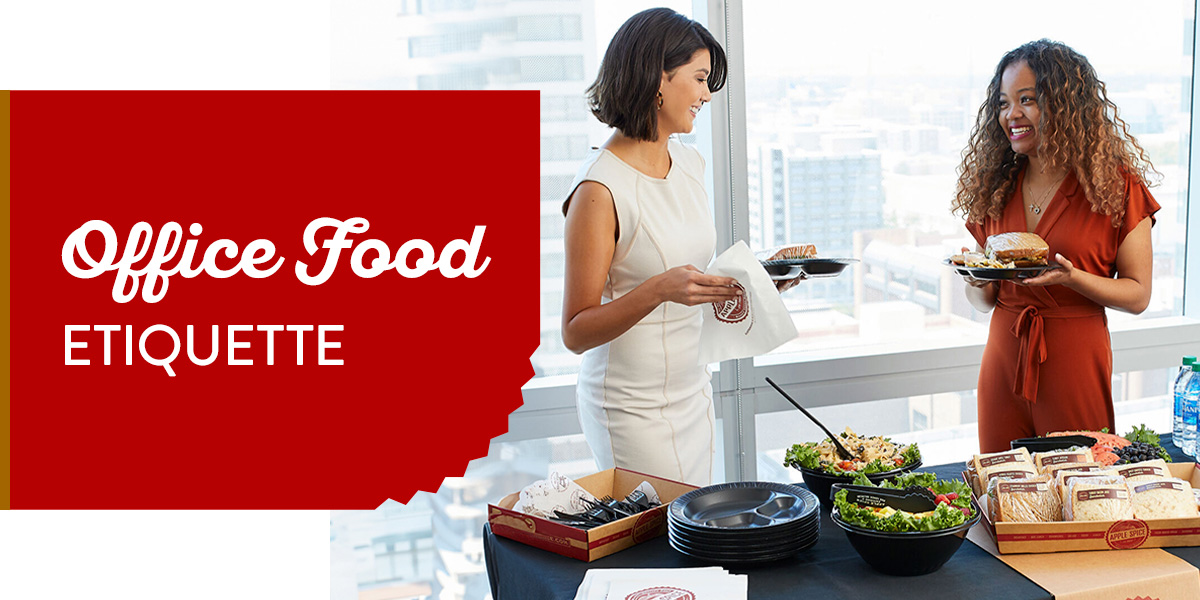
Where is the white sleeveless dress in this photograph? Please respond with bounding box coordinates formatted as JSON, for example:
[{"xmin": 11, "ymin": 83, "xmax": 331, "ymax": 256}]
[{"xmin": 568, "ymin": 139, "xmax": 717, "ymax": 486}]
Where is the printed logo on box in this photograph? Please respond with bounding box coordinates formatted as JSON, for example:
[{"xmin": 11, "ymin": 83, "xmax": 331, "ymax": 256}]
[
  {"xmin": 1106, "ymin": 520, "xmax": 1150, "ymax": 550},
  {"xmin": 632, "ymin": 507, "xmax": 666, "ymax": 544}
]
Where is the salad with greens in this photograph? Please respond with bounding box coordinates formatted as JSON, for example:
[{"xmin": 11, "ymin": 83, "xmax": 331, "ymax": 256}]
[
  {"xmin": 833, "ymin": 472, "xmax": 976, "ymax": 533},
  {"xmin": 783, "ymin": 428, "xmax": 921, "ymax": 476}
]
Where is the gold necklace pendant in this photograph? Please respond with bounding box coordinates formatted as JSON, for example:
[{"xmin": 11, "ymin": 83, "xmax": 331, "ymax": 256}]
[{"xmin": 1025, "ymin": 172, "xmax": 1066, "ymax": 216}]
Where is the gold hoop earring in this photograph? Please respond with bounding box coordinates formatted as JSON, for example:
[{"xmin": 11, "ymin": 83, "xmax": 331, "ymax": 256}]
[{"xmin": 657, "ymin": 92, "xmax": 663, "ymax": 110}]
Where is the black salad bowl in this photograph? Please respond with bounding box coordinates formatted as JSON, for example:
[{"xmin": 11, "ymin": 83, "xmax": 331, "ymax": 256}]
[{"xmin": 830, "ymin": 499, "xmax": 981, "ymax": 576}]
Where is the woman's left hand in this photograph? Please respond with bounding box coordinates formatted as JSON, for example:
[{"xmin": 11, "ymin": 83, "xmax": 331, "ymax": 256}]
[
  {"xmin": 776, "ymin": 273, "xmax": 806, "ymax": 292},
  {"xmin": 1020, "ymin": 253, "xmax": 1074, "ymax": 287}
]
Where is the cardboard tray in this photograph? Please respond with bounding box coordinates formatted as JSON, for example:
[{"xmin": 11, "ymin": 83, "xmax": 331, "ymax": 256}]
[
  {"xmin": 970, "ymin": 462, "xmax": 1200, "ymax": 554},
  {"xmin": 487, "ymin": 468, "xmax": 697, "ymax": 562}
]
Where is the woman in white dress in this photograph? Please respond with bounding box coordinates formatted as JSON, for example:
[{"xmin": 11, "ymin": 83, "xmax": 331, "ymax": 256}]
[{"xmin": 561, "ymin": 8, "xmax": 737, "ymax": 486}]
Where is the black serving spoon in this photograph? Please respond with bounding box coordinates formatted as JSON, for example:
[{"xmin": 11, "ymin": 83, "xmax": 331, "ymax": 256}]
[{"xmin": 765, "ymin": 377, "xmax": 857, "ymax": 461}]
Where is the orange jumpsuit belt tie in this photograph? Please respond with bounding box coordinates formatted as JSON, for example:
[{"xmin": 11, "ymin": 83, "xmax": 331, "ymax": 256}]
[{"xmin": 996, "ymin": 301, "xmax": 1105, "ymax": 403}]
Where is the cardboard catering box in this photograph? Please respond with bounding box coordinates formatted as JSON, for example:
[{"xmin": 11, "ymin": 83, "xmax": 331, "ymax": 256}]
[
  {"xmin": 975, "ymin": 462, "xmax": 1200, "ymax": 554},
  {"xmin": 487, "ymin": 468, "xmax": 697, "ymax": 562}
]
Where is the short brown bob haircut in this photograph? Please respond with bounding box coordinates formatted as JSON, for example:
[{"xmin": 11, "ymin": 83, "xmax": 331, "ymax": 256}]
[{"xmin": 586, "ymin": 8, "xmax": 727, "ymax": 142}]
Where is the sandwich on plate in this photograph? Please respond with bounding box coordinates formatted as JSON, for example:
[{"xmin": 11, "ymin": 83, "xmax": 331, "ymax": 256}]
[
  {"xmin": 984, "ymin": 232, "xmax": 1049, "ymax": 267},
  {"xmin": 756, "ymin": 243, "xmax": 817, "ymax": 262},
  {"xmin": 949, "ymin": 232, "xmax": 1050, "ymax": 269}
]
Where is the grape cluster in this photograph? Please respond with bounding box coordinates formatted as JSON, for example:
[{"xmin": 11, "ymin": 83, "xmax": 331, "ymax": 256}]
[{"xmin": 1114, "ymin": 442, "xmax": 1166, "ymax": 465}]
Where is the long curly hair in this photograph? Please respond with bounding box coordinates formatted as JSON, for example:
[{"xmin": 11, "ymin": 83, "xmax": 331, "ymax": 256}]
[{"xmin": 953, "ymin": 39, "xmax": 1157, "ymax": 227}]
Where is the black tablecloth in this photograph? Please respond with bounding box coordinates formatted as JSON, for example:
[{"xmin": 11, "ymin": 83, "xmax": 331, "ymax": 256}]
[{"xmin": 484, "ymin": 434, "xmax": 1200, "ymax": 600}]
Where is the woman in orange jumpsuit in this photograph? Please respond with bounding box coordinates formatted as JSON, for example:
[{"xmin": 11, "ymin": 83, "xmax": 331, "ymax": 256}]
[{"xmin": 952, "ymin": 40, "xmax": 1160, "ymax": 453}]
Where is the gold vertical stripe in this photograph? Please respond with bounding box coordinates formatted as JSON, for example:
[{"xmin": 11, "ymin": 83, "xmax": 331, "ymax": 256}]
[{"xmin": 1, "ymin": 90, "xmax": 10, "ymax": 509}]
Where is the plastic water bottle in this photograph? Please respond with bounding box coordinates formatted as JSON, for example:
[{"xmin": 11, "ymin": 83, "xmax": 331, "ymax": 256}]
[
  {"xmin": 1174, "ymin": 355, "xmax": 1196, "ymax": 447},
  {"xmin": 1183, "ymin": 364, "xmax": 1200, "ymax": 457}
]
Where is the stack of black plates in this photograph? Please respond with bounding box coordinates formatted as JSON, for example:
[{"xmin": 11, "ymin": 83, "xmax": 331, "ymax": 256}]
[{"xmin": 667, "ymin": 482, "xmax": 820, "ymax": 564}]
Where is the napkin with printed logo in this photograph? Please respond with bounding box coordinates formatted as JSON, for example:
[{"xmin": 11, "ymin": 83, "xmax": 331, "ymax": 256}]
[
  {"xmin": 511, "ymin": 471, "xmax": 597, "ymax": 520},
  {"xmin": 574, "ymin": 567, "xmax": 743, "ymax": 600},
  {"xmin": 698, "ymin": 240, "xmax": 798, "ymax": 365},
  {"xmin": 604, "ymin": 576, "xmax": 747, "ymax": 600}
]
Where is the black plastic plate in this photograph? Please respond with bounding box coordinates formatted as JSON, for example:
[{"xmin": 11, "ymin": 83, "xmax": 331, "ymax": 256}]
[
  {"xmin": 669, "ymin": 482, "xmax": 817, "ymax": 531},
  {"xmin": 944, "ymin": 258, "xmax": 1060, "ymax": 280}
]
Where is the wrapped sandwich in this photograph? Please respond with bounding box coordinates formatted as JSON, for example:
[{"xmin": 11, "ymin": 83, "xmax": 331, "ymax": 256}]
[
  {"xmin": 1065, "ymin": 476, "xmax": 1133, "ymax": 521},
  {"xmin": 988, "ymin": 476, "xmax": 1059, "ymax": 523},
  {"xmin": 972, "ymin": 448, "xmax": 1036, "ymax": 495},
  {"xmin": 1128, "ymin": 477, "xmax": 1197, "ymax": 520},
  {"xmin": 984, "ymin": 232, "xmax": 1050, "ymax": 267}
]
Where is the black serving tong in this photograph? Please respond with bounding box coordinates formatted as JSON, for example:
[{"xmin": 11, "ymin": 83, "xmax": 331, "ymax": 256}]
[
  {"xmin": 765, "ymin": 377, "xmax": 856, "ymax": 461},
  {"xmin": 831, "ymin": 483, "xmax": 937, "ymax": 513}
]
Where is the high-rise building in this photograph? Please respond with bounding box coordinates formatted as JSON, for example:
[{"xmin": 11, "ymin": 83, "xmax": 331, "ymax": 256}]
[{"xmin": 774, "ymin": 150, "xmax": 885, "ymax": 308}]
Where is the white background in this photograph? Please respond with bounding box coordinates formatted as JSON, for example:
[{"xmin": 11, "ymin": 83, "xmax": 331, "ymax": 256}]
[{"xmin": 1, "ymin": 1, "xmax": 333, "ymax": 598}]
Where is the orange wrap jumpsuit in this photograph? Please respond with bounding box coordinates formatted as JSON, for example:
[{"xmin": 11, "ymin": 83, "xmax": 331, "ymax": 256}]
[{"xmin": 968, "ymin": 169, "xmax": 1159, "ymax": 453}]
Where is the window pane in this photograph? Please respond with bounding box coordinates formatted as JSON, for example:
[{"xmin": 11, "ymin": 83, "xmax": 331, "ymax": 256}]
[{"xmin": 744, "ymin": 1, "xmax": 1193, "ymax": 362}]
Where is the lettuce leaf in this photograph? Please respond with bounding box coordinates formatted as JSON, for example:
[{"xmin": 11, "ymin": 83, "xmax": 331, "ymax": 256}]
[
  {"xmin": 783, "ymin": 442, "xmax": 822, "ymax": 470},
  {"xmin": 782, "ymin": 441, "xmax": 921, "ymax": 476}
]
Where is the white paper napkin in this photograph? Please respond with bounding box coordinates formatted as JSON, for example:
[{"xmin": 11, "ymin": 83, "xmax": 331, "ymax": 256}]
[
  {"xmin": 573, "ymin": 568, "xmax": 733, "ymax": 600},
  {"xmin": 605, "ymin": 575, "xmax": 748, "ymax": 600},
  {"xmin": 632, "ymin": 481, "xmax": 660, "ymax": 506},
  {"xmin": 698, "ymin": 241, "xmax": 798, "ymax": 365},
  {"xmin": 511, "ymin": 471, "xmax": 597, "ymax": 520}
]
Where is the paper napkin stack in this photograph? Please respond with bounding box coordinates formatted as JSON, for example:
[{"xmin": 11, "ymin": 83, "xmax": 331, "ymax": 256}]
[{"xmin": 574, "ymin": 567, "xmax": 747, "ymax": 600}]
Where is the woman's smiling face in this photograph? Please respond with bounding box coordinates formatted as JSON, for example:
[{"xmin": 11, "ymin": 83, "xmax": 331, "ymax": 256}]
[
  {"xmin": 997, "ymin": 60, "xmax": 1042, "ymax": 157},
  {"xmin": 658, "ymin": 49, "xmax": 713, "ymax": 137}
]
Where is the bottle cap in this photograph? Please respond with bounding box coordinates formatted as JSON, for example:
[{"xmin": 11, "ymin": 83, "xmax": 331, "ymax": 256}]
[
  {"xmin": 1186, "ymin": 356, "xmax": 1197, "ymax": 365},
  {"xmin": 1192, "ymin": 364, "xmax": 1200, "ymax": 372}
]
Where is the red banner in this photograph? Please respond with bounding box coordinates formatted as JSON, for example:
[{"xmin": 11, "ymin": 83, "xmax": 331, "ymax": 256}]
[{"xmin": 8, "ymin": 91, "xmax": 539, "ymax": 508}]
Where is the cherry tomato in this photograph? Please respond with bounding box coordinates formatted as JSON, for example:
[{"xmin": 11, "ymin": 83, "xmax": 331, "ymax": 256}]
[
  {"xmin": 837, "ymin": 461, "xmax": 857, "ymax": 471},
  {"xmin": 946, "ymin": 492, "xmax": 959, "ymax": 501},
  {"xmin": 935, "ymin": 494, "xmax": 948, "ymax": 505}
]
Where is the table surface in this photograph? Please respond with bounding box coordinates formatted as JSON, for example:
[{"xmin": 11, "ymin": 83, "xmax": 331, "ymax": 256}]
[{"xmin": 484, "ymin": 435, "xmax": 1200, "ymax": 600}]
